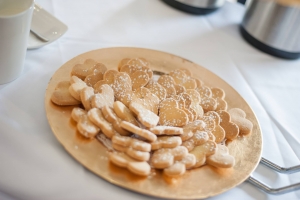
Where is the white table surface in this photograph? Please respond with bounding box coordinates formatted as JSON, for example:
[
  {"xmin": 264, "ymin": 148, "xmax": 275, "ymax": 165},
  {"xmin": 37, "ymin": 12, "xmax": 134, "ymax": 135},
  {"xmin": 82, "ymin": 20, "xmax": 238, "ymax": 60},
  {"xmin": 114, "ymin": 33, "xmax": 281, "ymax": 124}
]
[{"xmin": 0, "ymin": 0, "xmax": 300, "ymax": 199}]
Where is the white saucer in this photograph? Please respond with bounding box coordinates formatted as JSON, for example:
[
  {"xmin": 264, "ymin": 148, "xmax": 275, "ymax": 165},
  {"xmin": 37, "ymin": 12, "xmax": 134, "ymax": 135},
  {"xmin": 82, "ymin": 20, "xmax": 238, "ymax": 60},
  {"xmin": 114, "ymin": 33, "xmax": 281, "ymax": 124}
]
[{"xmin": 27, "ymin": 4, "xmax": 68, "ymax": 50}]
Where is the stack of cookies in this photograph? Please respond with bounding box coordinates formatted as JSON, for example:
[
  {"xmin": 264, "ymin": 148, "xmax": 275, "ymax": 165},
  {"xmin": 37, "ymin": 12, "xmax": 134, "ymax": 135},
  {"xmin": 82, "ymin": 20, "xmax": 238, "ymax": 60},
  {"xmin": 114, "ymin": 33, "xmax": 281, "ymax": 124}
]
[{"xmin": 51, "ymin": 58, "xmax": 253, "ymax": 177}]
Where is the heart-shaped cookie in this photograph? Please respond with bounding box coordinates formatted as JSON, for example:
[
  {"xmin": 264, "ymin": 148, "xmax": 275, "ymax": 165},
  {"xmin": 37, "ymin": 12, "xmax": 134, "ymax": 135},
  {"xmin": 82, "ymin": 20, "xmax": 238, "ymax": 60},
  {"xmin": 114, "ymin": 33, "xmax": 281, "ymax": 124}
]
[
  {"xmin": 145, "ymin": 79, "xmax": 167, "ymax": 102},
  {"xmin": 159, "ymin": 98, "xmax": 188, "ymax": 127},
  {"xmin": 217, "ymin": 110, "xmax": 239, "ymax": 140},
  {"xmin": 93, "ymin": 69, "xmax": 118, "ymax": 92},
  {"xmin": 169, "ymin": 69, "xmax": 197, "ymax": 89},
  {"xmin": 132, "ymin": 87, "xmax": 159, "ymax": 114},
  {"xmin": 109, "ymin": 152, "xmax": 151, "ymax": 176},
  {"xmin": 190, "ymin": 140, "xmax": 217, "ymax": 168},
  {"xmin": 91, "ymin": 84, "xmax": 114, "ymax": 109},
  {"xmin": 211, "ymin": 87, "xmax": 227, "ymax": 111},
  {"xmin": 164, "ymin": 153, "xmax": 196, "ymax": 177},
  {"xmin": 71, "ymin": 59, "xmax": 98, "ymax": 80},
  {"xmin": 157, "ymin": 75, "xmax": 176, "ymax": 98},
  {"xmin": 206, "ymin": 144, "xmax": 235, "ymax": 168},
  {"xmin": 51, "ymin": 81, "xmax": 81, "ymax": 106},
  {"xmin": 84, "ymin": 63, "xmax": 107, "ymax": 87},
  {"xmin": 228, "ymin": 108, "xmax": 253, "ymax": 136}
]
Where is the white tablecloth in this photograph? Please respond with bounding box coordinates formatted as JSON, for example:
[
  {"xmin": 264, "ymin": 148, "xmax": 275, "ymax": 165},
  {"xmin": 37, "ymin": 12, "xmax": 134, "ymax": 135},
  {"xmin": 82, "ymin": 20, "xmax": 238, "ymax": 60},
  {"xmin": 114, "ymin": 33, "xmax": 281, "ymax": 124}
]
[{"xmin": 0, "ymin": 0, "xmax": 299, "ymax": 199}]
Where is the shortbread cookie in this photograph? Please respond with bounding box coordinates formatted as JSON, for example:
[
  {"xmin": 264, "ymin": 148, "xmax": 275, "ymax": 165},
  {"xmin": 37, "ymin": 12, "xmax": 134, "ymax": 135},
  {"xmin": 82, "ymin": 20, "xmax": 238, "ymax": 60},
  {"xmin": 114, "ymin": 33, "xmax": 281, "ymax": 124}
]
[
  {"xmin": 71, "ymin": 59, "xmax": 98, "ymax": 80},
  {"xmin": 217, "ymin": 110, "xmax": 239, "ymax": 140},
  {"xmin": 118, "ymin": 58, "xmax": 131, "ymax": 71},
  {"xmin": 195, "ymin": 78, "xmax": 203, "ymax": 88},
  {"xmin": 69, "ymin": 76, "xmax": 87, "ymax": 101},
  {"xmin": 173, "ymin": 93, "xmax": 194, "ymax": 122},
  {"xmin": 151, "ymin": 136, "xmax": 182, "ymax": 150},
  {"xmin": 93, "ymin": 69, "xmax": 118, "ymax": 91},
  {"xmin": 131, "ymin": 70, "xmax": 149, "ymax": 90},
  {"xmin": 169, "ymin": 69, "xmax": 197, "ymax": 89},
  {"xmin": 112, "ymin": 72, "xmax": 133, "ymax": 107},
  {"xmin": 203, "ymin": 111, "xmax": 225, "ymax": 143},
  {"xmin": 129, "ymin": 102, "xmax": 159, "ymax": 128},
  {"xmin": 120, "ymin": 121, "xmax": 157, "ymax": 142},
  {"xmin": 183, "ymin": 120, "xmax": 206, "ymax": 133},
  {"xmin": 164, "ymin": 153, "xmax": 196, "ymax": 177},
  {"xmin": 84, "ymin": 63, "xmax": 107, "ymax": 87},
  {"xmin": 80, "ymin": 86, "xmax": 94, "ymax": 110},
  {"xmin": 179, "ymin": 68, "xmax": 192, "ymax": 76},
  {"xmin": 228, "ymin": 108, "xmax": 253, "ymax": 136},
  {"xmin": 112, "ymin": 135, "xmax": 151, "ymax": 152},
  {"xmin": 186, "ymin": 89, "xmax": 203, "ymax": 119},
  {"xmin": 207, "ymin": 131, "xmax": 216, "ymax": 142},
  {"xmin": 120, "ymin": 64, "xmax": 150, "ymax": 90},
  {"xmin": 70, "ymin": 75, "xmax": 82, "ymax": 84},
  {"xmin": 109, "ymin": 152, "xmax": 151, "ymax": 176},
  {"xmin": 174, "ymin": 84, "xmax": 186, "ymax": 95},
  {"xmin": 112, "ymin": 144, "xmax": 150, "ymax": 161},
  {"xmin": 190, "ymin": 140, "xmax": 217, "ymax": 168},
  {"xmin": 196, "ymin": 86, "xmax": 217, "ymax": 112},
  {"xmin": 51, "ymin": 81, "xmax": 81, "ymax": 106},
  {"xmin": 149, "ymin": 126, "xmax": 183, "ymax": 136},
  {"xmin": 77, "ymin": 114, "xmax": 100, "ymax": 138},
  {"xmin": 181, "ymin": 120, "xmax": 206, "ymax": 142},
  {"xmin": 150, "ymin": 146, "xmax": 188, "ymax": 169},
  {"xmin": 87, "ymin": 108, "xmax": 116, "ymax": 139},
  {"xmin": 71, "ymin": 107, "xmax": 87, "ymax": 122},
  {"xmin": 157, "ymin": 75, "xmax": 176, "ymax": 98},
  {"xmin": 145, "ymin": 79, "xmax": 167, "ymax": 101},
  {"xmin": 132, "ymin": 87, "xmax": 159, "ymax": 114},
  {"xmin": 182, "ymin": 131, "xmax": 209, "ymax": 151},
  {"xmin": 102, "ymin": 105, "xmax": 118, "ymax": 123},
  {"xmin": 119, "ymin": 58, "xmax": 152, "ymax": 79},
  {"xmin": 91, "ymin": 84, "xmax": 114, "ymax": 109},
  {"xmin": 207, "ymin": 144, "xmax": 235, "ymax": 168},
  {"xmin": 114, "ymin": 101, "xmax": 139, "ymax": 126},
  {"xmin": 211, "ymin": 87, "xmax": 227, "ymax": 111},
  {"xmin": 159, "ymin": 98, "xmax": 188, "ymax": 127},
  {"xmin": 202, "ymin": 114, "xmax": 216, "ymax": 132},
  {"xmin": 101, "ymin": 106, "xmax": 130, "ymax": 136}
]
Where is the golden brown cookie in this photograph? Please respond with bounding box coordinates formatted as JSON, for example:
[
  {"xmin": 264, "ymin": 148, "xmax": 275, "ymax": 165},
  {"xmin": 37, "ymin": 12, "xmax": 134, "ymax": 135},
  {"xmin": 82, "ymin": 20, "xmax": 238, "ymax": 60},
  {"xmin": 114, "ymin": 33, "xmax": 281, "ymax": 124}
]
[
  {"xmin": 91, "ymin": 84, "xmax": 114, "ymax": 109},
  {"xmin": 84, "ymin": 63, "xmax": 107, "ymax": 87},
  {"xmin": 228, "ymin": 108, "xmax": 253, "ymax": 136},
  {"xmin": 109, "ymin": 152, "xmax": 151, "ymax": 176},
  {"xmin": 51, "ymin": 81, "xmax": 81, "ymax": 106},
  {"xmin": 87, "ymin": 108, "xmax": 117, "ymax": 139},
  {"xmin": 217, "ymin": 110, "xmax": 239, "ymax": 140},
  {"xmin": 169, "ymin": 69, "xmax": 197, "ymax": 89},
  {"xmin": 120, "ymin": 121, "xmax": 157, "ymax": 142},
  {"xmin": 71, "ymin": 59, "xmax": 98, "ymax": 80},
  {"xmin": 190, "ymin": 140, "xmax": 217, "ymax": 168},
  {"xmin": 159, "ymin": 98, "xmax": 188, "ymax": 127},
  {"xmin": 150, "ymin": 146, "xmax": 188, "ymax": 169},
  {"xmin": 206, "ymin": 144, "xmax": 235, "ymax": 168},
  {"xmin": 211, "ymin": 87, "xmax": 227, "ymax": 111},
  {"xmin": 151, "ymin": 136, "xmax": 182, "ymax": 150},
  {"xmin": 164, "ymin": 153, "xmax": 196, "ymax": 177}
]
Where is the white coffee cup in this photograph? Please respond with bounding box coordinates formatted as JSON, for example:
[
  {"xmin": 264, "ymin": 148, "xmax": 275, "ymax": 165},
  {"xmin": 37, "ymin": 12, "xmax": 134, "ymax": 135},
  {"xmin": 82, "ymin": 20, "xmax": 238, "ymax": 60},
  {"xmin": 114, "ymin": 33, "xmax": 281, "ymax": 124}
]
[{"xmin": 0, "ymin": 0, "xmax": 34, "ymax": 84}]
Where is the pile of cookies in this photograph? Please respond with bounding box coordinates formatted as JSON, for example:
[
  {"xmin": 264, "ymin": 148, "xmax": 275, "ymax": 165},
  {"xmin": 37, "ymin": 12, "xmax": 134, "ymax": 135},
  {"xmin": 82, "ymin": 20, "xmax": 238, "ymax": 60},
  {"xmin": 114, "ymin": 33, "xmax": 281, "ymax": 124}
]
[{"xmin": 51, "ymin": 58, "xmax": 253, "ymax": 177}]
